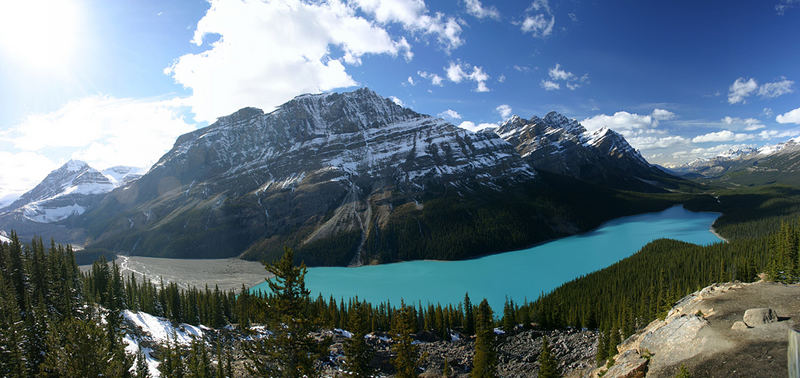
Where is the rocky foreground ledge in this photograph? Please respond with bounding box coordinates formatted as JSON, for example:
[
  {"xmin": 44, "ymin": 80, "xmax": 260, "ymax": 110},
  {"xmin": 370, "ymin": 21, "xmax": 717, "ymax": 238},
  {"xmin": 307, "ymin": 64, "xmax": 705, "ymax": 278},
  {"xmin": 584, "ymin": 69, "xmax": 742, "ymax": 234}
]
[{"xmin": 594, "ymin": 281, "xmax": 800, "ymax": 378}]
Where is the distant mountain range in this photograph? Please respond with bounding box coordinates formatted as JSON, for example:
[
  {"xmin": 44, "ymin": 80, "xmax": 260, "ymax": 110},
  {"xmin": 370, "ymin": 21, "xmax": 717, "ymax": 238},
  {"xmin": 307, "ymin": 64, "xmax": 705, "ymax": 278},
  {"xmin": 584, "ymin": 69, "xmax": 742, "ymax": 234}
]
[
  {"xmin": 1, "ymin": 88, "xmax": 687, "ymax": 264},
  {"xmin": 669, "ymin": 136, "xmax": 800, "ymax": 186}
]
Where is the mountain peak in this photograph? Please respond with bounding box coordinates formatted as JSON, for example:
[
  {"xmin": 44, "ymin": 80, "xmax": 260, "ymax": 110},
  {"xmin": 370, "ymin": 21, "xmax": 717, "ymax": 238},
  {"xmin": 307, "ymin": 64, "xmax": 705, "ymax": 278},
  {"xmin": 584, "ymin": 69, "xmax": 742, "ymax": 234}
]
[
  {"xmin": 542, "ymin": 111, "xmax": 584, "ymax": 134},
  {"xmin": 62, "ymin": 159, "xmax": 89, "ymax": 172}
]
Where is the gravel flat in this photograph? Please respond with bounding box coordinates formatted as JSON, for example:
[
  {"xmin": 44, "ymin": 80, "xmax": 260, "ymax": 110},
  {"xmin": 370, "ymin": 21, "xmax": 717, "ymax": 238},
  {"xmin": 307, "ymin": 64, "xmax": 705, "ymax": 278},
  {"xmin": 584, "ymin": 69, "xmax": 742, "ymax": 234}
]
[{"xmin": 80, "ymin": 255, "xmax": 272, "ymax": 291}]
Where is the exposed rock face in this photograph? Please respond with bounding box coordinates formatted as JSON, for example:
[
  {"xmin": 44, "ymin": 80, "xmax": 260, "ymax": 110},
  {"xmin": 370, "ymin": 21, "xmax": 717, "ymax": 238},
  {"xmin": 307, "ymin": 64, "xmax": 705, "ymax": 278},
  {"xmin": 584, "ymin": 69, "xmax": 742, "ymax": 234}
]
[
  {"xmin": 743, "ymin": 308, "xmax": 779, "ymax": 327},
  {"xmin": 495, "ymin": 112, "xmax": 676, "ymax": 192},
  {"xmin": 603, "ymin": 350, "xmax": 648, "ymax": 378}
]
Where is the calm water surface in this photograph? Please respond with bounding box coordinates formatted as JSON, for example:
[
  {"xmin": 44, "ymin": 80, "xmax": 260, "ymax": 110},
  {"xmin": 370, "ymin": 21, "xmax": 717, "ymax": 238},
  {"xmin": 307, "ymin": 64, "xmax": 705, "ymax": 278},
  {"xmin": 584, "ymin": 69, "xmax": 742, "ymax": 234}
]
[{"xmin": 252, "ymin": 205, "xmax": 721, "ymax": 310}]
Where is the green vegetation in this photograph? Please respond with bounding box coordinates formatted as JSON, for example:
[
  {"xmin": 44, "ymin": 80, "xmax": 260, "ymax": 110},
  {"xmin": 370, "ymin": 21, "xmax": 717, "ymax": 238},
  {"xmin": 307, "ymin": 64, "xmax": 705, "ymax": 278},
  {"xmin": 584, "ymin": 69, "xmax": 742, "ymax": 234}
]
[
  {"xmin": 471, "ymin": 299, "xmax": 497, "ymax": 377},
  {"xmin": 244, "ymin": 247, "xmax": 316, "ymax": 377},
  {"xmin": 538, "ymin": 336, "xmax": 561, "ymax": 378},
  {"xmin": 0, "ymin": 234, "xmax": 132, "ymax": 377}
]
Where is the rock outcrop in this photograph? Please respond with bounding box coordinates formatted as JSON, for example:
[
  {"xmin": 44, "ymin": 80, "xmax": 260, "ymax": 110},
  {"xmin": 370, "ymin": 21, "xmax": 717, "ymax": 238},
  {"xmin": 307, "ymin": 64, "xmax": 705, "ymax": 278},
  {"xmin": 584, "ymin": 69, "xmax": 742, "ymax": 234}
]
[{"xmin": 593, "ymin": 281, "xmax": 799, "ymax": 377}]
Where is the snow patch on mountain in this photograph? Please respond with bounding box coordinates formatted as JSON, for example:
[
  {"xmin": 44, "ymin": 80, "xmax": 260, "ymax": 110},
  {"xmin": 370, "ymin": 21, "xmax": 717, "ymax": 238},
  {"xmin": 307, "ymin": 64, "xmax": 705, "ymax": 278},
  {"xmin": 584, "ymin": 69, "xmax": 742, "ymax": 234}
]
[
  {"xmin": 22, "ymin": 203, "xmax": 86, "ymax": 223},
  {"xmin": 1, "ymin": 160, "xmax": 144, "ymax": 223}
]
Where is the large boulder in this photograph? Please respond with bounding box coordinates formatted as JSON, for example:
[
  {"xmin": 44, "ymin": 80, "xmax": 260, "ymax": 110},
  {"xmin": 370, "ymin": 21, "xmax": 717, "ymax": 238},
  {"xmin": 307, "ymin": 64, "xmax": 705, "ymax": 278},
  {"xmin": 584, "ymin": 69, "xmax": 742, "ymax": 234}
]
[
  {"xmin": 742, "ymin": 308, "xmax": 778, "ymax": 327},
  {"xmin": 730, "ymin": 321, "xmax": 750, "ymax": 330}
]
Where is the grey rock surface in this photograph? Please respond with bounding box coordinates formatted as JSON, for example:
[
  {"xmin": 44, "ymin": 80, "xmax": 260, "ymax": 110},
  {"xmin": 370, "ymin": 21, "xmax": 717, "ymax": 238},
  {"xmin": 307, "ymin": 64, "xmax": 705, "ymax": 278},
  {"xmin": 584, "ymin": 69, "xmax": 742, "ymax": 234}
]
[{"xmin": 743, "ymin": 308, "xmax": 779, "ymax": 327}]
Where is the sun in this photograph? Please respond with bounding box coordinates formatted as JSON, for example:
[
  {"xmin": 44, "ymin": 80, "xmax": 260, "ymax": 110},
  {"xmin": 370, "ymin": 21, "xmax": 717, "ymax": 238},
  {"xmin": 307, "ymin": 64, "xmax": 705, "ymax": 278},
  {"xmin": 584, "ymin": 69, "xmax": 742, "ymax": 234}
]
[{"xmin": 0, "ymin": 0, "xmax": 82, "ymax": 72}]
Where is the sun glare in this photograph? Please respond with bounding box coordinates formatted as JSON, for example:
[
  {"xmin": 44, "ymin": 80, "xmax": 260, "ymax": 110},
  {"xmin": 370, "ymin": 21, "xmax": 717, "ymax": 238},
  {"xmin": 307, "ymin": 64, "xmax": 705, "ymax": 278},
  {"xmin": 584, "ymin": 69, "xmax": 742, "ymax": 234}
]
[{"xmin": 0, "ymin": 0, "xmax": 81, "ymax": 72}]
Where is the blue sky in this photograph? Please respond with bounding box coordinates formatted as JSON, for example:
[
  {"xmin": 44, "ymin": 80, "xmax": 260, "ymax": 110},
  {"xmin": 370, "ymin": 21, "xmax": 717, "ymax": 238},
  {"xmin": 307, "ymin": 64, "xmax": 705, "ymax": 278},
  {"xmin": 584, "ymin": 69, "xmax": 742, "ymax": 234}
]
[{"xmin": 1, "ymin": 0, "xmax": 799, "ymax": 202}]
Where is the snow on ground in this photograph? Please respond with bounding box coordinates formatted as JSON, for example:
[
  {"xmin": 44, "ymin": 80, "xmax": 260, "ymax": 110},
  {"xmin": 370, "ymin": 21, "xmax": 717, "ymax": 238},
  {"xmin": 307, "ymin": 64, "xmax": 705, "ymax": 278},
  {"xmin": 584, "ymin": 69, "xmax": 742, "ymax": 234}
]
[
  {"xmin": 334, "ymin": 328, "xmax": 353, "ymax": 338},
  {"xmin": 123, "ymin": 335, "xmax": 161, "ymax": 377},
  {"xmin": 123, "ymin": 310, "xmax": 204, "ymax": 345},
  {"xmin": 0, "ymin": 231, "xmax": 10, "ymax": 244}
]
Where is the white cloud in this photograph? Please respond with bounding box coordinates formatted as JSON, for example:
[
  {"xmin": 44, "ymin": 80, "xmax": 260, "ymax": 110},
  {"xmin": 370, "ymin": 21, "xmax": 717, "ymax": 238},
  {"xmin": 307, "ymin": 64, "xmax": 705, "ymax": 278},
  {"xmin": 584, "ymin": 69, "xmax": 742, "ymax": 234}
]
[
  {"xmin": 548, "ymin": 64, "xmax": 573, "ymax": 81},
  {"xmin": 777, "ymin": 107, "xmax": 800, "ymax": 124},
  {"xmin": 445, "ymin": 61, "xmax": 490, "ymax": 92},
  {"xmin": 0, "ymin": 151, "xmax": 56, "ymax": 199},
  {"xmin": 0, "ymin": 95, "xmax": 195, "ymax": 198},
  {"xmin": 166, "ymin": 0, "xmax": 413, "ymax": 122},
  {"xmin": 776, "ymin": 0, "xmax": 800, "ymax": 15},
  {"xmin": 406, "ymin": 76, "xmax": 415, "ymax": 86},
  {"xmin": 627, "ymin": 135, "xmax": 688, "ymax": 149},
  {"xmin": 542, "ymin": 64, "xmax": 588, "ymax": 91},
  {"xmin": 438, "ymin": 109, "xmax": 461, "ymax": 120},
  {"xmin": 691, "ymin": 130, "xmax": 754, "ymax": 143},
  {"xmin": 497, "ymin": 74, "xmax": 506, "ymax": 83},
  {"xmin": 463, "ymin": 0, "xmax": 500, "ymax": 20},
  {"xmin": 389, "ymin": 96, "xmax": 404, "ymax": 106},
  {"xmin": 352, "ymin": 0, "xmax": 464, "ymax": 51},
  {"xmin": 727, "ymin": 77, "xmax": 794, "ymax": 104},
  {"xmin": 581, "ymin": 111, "xmax": 653, "ymax": 133},
  {"xmin": 758, "ymin": 78, "xmax": 794, "ymax": 98},
  {"xmin": 727, "ymin": 77, "xmax": 758, "ymax": 104},
  {"xmin": 721, "ymin": 116, "xmax": 765, "ymax": 131},
  {"xmin": 457, "ymin": 121, "xmax": 498, "ymax": 132},
  {"xmin": 520, "ymin": 14, "xmax": 554, "ymax": 38},
  {"xmin": 540, "ymin": 80, "xmax": 559, "ymax": 91},
  {"xmin": 418, "ymin": 70, "xmax": 444, "ymax": 86},
  {"xmin": 651, "ymin": 108, "xmax": 676, "ymax": 121},
  {"xmin": 495, "ymin": 104, "xmax": 512, "ymax": 119},
  {"xmin": 519, "ymin": 0, "xmax": 554, "ymax": 38}
]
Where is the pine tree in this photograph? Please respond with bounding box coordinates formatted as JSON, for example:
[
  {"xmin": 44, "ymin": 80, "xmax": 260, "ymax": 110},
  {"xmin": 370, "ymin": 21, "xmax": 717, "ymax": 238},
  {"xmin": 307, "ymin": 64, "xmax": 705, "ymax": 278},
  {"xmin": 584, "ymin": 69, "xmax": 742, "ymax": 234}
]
[
  {"xmin": 0, "ymin": 273, "xmax": 24, "ymax": 377},
  {"xmin": 471, "ymin": 299, "xmax": 497, "ymax": 378},
  {"xmin": 245, "ymin": 247, "xmax": 315, "ymax": 377},
  {"xmin": 442, "ymin": 358, "xmax": 452, "ymax": 377},
  {"xmin": 538, "ymin": 336, "xmax": 560, "ymax": 378},
  {"xmin": 502, "ymin": 297, "xmax": 516, "ymax": 333},
  {"xmin": 136, "ymin": 345, "xmax": 151, "ymax": 378},
  {"xmin": 463, "ymin": 293, "xmax": 475, "ymax": 336},
  {"xmin": 595, "ymin": 330, "xmax": 608, "ymax": 365},
  {"xmin": 391, "ymin": 304, "xmax": 419, "ymax": 378},
  {"xmin": 344, "ymin": 301, "xmax": 373, "ymax": 377}
]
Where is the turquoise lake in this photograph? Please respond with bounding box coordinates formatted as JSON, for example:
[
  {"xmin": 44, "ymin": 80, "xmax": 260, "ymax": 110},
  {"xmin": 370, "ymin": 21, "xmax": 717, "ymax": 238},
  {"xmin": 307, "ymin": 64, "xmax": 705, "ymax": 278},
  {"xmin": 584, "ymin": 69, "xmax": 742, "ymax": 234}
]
[{"xmin": 252, "ymin": 205, "xmax": 722, "ymax": 311}]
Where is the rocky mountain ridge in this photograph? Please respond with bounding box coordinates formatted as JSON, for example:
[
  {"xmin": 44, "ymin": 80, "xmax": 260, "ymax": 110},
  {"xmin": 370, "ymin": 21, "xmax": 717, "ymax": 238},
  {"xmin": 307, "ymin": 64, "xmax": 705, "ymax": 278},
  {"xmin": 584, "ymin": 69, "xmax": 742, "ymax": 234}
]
[
  {"xmin": 495, "ymin": 112, "xmax": 674, "ymax": 192},
  {"xmin": 5, "ymin": 88, "xmax": 682, "ymax": 264}
]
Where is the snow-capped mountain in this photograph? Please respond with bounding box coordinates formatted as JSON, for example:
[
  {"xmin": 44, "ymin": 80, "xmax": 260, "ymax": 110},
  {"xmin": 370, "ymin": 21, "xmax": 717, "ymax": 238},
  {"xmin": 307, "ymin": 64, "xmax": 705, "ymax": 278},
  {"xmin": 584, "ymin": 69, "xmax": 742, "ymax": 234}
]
[
  {"xmin": 0, "ymin": 160, "xmax": 144, "ymax": 223},
  {"xmin": 671, "ymin": 136, "xmax": 800, "ymax": 186},
  {"xmin": 496, "ymin": 112, "xmax": 674, "ymax": 191},
  {"xmin": 0, "ymin": 160, "xmax": 116, "ymax": 223},
  {"xmin": 83, "ymin": 88, "xmax": 537, "ymax": 263}
]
